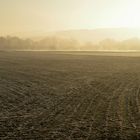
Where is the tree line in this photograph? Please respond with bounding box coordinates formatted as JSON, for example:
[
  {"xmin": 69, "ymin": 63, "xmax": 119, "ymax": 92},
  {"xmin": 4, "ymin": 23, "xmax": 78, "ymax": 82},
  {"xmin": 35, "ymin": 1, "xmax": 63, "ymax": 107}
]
[{"xmin": 1, "ymin": 36, "xmax": 140, "ymax": 51}]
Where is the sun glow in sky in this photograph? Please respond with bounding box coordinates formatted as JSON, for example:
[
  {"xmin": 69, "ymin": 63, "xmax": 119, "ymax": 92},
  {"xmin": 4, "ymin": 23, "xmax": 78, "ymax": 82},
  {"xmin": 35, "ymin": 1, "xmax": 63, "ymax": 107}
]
[{"xmin": 0, "ymin": 0, "xmax": 140, "ymax": 35}]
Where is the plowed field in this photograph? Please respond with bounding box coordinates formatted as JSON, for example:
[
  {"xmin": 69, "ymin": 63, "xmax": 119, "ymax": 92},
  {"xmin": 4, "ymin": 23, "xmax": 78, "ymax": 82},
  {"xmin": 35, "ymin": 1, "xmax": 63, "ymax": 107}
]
[{"xmin": 0, "ymin": 51, "xmax": 140, "ymax": 139}]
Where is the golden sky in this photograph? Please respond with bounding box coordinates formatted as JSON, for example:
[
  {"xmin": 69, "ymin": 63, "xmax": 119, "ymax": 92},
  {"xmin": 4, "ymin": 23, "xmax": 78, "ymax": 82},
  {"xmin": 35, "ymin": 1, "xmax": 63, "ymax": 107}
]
[{"xmin": 0, "ymin": 0, "xmax": 140, "ymax": 35}]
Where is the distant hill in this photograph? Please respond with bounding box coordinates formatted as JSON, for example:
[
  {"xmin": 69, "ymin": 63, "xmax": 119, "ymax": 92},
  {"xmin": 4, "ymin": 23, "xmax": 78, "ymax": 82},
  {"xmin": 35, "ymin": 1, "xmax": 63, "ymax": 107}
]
[
  {"xmin": 52, "ymin": 28, "xmax": 140, "ymax": 44},
  {"xmin": 2, "ymin": 28, "xmax": 140, "ymax": 51},
  {"xmin": 10, "ymin": 28, "xmax": 140, "ymax": 44}
]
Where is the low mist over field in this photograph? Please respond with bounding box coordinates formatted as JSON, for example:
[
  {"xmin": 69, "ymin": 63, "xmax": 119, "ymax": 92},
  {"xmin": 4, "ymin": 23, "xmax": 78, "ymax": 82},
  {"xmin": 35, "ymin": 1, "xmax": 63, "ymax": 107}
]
[
  {"xmin": 1, "ymin": 0, "xmax": 140, "ymax": 139},
  {"xmin": 1, "ymin": 30, "xmax": 140, "ymax": 51}
]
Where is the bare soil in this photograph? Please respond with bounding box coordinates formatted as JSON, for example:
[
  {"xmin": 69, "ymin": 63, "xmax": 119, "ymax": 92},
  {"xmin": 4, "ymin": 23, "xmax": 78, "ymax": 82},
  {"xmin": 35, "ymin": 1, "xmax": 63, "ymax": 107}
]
[{"xmin": 0, "ymin": 51, "xmax": 140, "ymax": 139}]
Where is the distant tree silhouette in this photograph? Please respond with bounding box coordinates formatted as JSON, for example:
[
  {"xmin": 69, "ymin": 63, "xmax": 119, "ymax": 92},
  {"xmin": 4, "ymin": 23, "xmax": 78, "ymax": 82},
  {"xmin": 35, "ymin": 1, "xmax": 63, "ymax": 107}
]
[{"xmin": 0, "ymin": 36, "xmax": 140, "ymax": 51}]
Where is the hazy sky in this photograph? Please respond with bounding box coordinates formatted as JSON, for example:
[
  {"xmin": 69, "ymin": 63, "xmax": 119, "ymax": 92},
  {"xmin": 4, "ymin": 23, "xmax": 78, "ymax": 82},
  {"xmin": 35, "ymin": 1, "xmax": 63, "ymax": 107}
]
[{"xmin": 0, "ymin": 0, "xmax": 140, "ymax": 35}]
